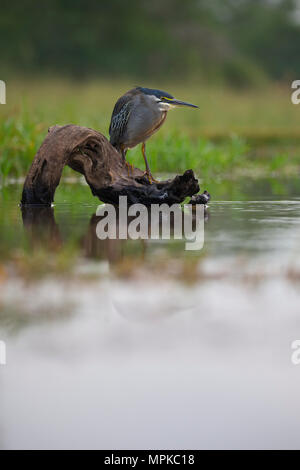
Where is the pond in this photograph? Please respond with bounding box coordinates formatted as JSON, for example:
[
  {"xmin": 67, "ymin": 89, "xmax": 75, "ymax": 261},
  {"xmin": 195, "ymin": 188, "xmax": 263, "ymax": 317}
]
[{"xmin": 0, "ymin": 177, "xmax": 300, "ymax": 449}]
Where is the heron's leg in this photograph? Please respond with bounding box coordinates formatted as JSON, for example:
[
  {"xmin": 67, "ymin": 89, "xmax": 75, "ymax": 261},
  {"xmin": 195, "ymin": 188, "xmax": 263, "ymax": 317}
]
[
  {"xmin": 121, "ymin": 147, "xmax": 134, "ymax": 175},
  {"xmin": 121, "ymin": 147, "xmax": 127, "ymax": 161},
  {"xmin": 142, "ymin": 143, "xmax": 157, "ymax": 183}
]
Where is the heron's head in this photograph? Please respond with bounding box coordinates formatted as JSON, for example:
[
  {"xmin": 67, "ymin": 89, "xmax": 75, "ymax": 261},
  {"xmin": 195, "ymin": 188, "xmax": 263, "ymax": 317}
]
[{"xmin": 136, "ymin": 87, "xmax": 198, "ymax": 111}]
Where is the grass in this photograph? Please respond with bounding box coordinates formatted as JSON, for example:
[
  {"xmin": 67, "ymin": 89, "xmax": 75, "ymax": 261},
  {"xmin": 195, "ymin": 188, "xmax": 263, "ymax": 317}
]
[{"xmin": 1, "ymin": 78, "xmax": 300, "ymax": 184}]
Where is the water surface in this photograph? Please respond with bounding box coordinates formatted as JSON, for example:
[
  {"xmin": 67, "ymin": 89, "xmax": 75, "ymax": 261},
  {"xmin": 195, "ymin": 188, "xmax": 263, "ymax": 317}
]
[{"xmin": 1, "ymin": 177, "xmax": 300, "ymax": 449}]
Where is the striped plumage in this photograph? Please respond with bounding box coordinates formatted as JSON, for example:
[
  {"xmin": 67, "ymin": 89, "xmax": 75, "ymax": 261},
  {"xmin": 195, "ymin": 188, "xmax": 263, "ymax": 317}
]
[{"xmin": 109, "ymin": 96, "xmax": 134, "ymax": 151}]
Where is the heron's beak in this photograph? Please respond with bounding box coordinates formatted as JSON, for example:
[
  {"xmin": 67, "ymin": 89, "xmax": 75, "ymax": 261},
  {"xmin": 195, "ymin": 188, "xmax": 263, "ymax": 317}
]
[{"xmin": 162, "ymin": 97, "xmax": 198, "ymax": 108}]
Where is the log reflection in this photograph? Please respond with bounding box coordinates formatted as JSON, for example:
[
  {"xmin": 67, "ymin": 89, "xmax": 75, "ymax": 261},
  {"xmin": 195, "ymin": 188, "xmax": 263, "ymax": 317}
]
[
  {"xmin": 21, "ymin": 205, "xmax": 62, "ymax": 250},
  {"xmin": 21, "ymin": 204, "xmax": 209, "ymax": 264}
]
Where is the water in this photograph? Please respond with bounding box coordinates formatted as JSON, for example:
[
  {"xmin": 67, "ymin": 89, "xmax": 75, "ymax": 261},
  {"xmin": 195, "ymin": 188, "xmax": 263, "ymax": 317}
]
[{"xmin": 1, "ymin": 178, "xmax": 300, "ymax": 449}]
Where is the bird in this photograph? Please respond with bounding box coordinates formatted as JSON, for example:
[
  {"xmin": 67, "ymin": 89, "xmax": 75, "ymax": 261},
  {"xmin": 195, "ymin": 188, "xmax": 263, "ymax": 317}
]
[{"xmin": 109, "ymin": 87, "xmax": 198, "ymax": 183}]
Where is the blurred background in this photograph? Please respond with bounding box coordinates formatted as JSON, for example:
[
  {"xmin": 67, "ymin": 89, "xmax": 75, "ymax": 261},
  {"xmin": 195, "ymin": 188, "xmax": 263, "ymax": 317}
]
[
  {"xmin": 1, "ymin": 0, "xmax": 300, "ymax": 185},
  {"xmin": 1, "ymin": 0, "xmax": 300, "ymax": 84}
]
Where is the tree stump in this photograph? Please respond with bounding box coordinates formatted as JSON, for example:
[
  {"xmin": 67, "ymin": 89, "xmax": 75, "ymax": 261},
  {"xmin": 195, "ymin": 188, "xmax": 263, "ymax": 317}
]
[{"xmin": 21, "ymin": 124, "xmax": 208, "ymax": 206}]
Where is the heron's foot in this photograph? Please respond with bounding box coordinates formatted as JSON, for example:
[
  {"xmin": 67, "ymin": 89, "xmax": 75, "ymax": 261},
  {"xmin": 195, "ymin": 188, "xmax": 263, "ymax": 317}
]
[
  {"xmin": 125, "ymin": 161, "xmax": 134, "ymax": 176},
  {"xmin": 143, "ymin": 171, "xmax": 159, "ymax": 184}
]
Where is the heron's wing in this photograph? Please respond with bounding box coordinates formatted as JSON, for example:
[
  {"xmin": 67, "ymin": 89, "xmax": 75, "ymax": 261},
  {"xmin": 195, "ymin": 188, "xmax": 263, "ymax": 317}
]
[{"xmin": 109, "ymin": 94, "xmax": 134, "ymax": 147}]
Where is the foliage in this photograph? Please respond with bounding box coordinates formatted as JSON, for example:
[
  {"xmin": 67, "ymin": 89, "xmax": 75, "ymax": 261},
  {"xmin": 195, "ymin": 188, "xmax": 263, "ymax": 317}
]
[
  {"xmin": 1, "ymin": 79, "xmax": 300, "ymax": 184},
  {"xmin": 0, "ymin": 0, "xmax": 300, "ymax": 85}
]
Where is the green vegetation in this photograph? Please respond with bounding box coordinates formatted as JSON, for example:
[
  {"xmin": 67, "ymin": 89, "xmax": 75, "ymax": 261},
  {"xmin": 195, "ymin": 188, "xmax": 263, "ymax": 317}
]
[
  {"xmin": 0, "ymin": 80, "xmax": 300, "ymax": 185},
  {"xmin": 1, "ymin": 1, "xmax": 300, "ymax": 85}
]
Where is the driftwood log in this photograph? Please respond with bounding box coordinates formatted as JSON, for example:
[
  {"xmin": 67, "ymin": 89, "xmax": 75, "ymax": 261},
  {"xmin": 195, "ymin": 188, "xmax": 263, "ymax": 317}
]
[{"xmin": 21, "ymin": 124, "xmax": 209, "ymax": 206}]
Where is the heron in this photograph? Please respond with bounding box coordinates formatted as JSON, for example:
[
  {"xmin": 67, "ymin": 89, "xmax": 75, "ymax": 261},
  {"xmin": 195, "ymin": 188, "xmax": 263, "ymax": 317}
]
[{"xmin": 109, "ymin": 87, "xmax": 198, "ymax": 183}]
